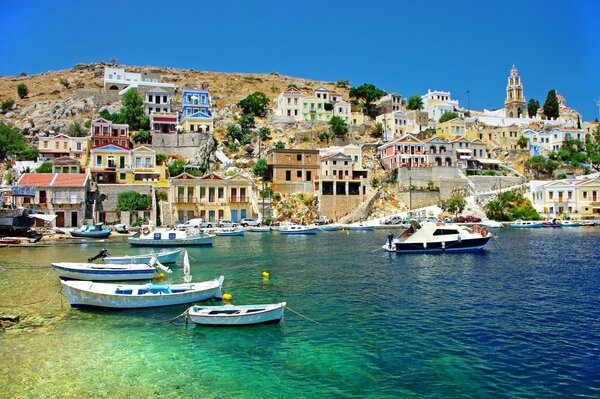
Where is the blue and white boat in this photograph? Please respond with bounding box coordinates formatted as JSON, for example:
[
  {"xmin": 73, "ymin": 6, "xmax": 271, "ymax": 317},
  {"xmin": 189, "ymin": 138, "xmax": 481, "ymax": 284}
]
[
  {"xmin": 319, "ymin": 224, "xmax": 340, "ymax": 232},
  {"xmin": 60, "ymin": 276, "xmax": 224, "ymax": 309},
  {"xmin": 278, "ymin": 223, "xmax": 318, "ymax": 235},
  {"xmin": 349, "ymin": 223, "xmax": 375, "ymax": 231},
  {"xmin": 70, "ymin": 223, "xmax": 111, "ymax": 238},
  {"xmin": 560, "ymin": 220, "xmax": 580, "ymax": 227},
  {"xmin": 510, "ymin": 219, "xmax": 542, "ymax": 228},
  {"xmin": 215, "ymin": 229, "xmax": 246, "ymax": 237},
  {"xmin": 383, "ymin": 222, "xmax": 491, "ymax": 253},
  {"xmin": 129, "ymin": 228, "xmax": 214, "ymax": 247},
  {"xmin": 103, "ymin": 249, "xmax": 182, "ymax": 265},
  {"xmin": 51, "ymin": 261, "xmax": 169, "ymax": 281}
]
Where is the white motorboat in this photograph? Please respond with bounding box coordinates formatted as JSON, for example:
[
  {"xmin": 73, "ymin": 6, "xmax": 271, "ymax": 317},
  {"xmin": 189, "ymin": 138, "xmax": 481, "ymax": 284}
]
[
  {"xmin": 187, "ymin": 302, "xmax": 286, "ymax": 326},
  {"xmin": 383, "ymin": 222, "xmax": 492, "ymax": 253},
  {"xmin": 481, "ymin": 220, "xmax": 504, "ymax": 228},
  {"xmin": 215, "ymin": 229, "xmax": 246, "ymax": 236},
  {"xmin": 510, "ymin": 219, "xmax": 542, "ymax": 228},
  {"xmin": 319, "ymin": 224, "xmax": 340, "ymax": 232},
  {"xmin": 52, "ymin": 261, "xmax": 169, "ymax": 281},
  {"xmin": 249, "ymin": 226, "xmax": 272, "ymax": 233},
  {"xmin": 129, "ymin": 227, "xmax": 214, "ymax": 247},
  {"xmin": 560, "ymin": 220, "xmax": 580, "ymax": 227},
  {"xmin": 61, "ymin": 276, "xmax": 224, "ymax": 309},
  {"xmin": 278, "ymin": 223, "xmax": 319, "ymax": 235},
  {"xmin": 102, "ymin": 249, "xmax": 182, "ymax": 265}
]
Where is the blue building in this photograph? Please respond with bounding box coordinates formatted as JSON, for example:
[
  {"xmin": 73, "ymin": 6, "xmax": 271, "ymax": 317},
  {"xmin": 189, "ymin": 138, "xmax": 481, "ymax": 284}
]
[{"xmin": 180, "ymin": 87, "xmax": 213, "ymax": 133}]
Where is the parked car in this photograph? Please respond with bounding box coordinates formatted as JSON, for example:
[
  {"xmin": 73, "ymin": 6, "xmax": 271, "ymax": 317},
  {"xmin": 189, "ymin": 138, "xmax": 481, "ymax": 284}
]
[
  {"xmin": 177, "ymin": 218, "xmax": 214, "ymax": 229},
  {"xmin": 457, "ymin": 215, "xmax": 482, "ymax": 223},
  {"xmin": 217, "ymin": 220, "xmax": 237, "ymax": 228},
  {"xmin": 239, "ymin": 218, "xmax": 261, "ymax": 227},
  {"xmin": 423, "ymin": 216, "xmax": 442, "ymax": 223},
  {"xmin": 314, "ymin": 215, "xmax": 331, "ymax": 225},
  {"xmin": 383, "ymin": 215, "xmax": 405, "ymax": 225}
]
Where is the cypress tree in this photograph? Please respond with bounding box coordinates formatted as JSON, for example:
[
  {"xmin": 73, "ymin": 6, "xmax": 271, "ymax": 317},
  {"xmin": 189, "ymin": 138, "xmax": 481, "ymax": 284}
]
[{"xmin": 542, "ymin": 90, "xmax": 559, "ymax": 120}]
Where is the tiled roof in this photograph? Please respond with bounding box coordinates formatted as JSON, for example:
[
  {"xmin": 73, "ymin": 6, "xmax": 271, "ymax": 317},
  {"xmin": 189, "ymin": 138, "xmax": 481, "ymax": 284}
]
[{"xmin": 17, "ymin": 173, "xmax": 88, "ymax": 187}]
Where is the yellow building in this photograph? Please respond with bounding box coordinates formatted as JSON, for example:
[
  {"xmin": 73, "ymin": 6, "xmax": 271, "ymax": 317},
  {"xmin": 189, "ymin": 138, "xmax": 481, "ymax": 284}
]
[
  {"xmin": 532, "ymin": 178, "xmax": 600, "ymax": 220},
  {"xmin": 302, "ymin": 95, "xmax": 331, "ymax": 121},
  {"xmin": 576, "ymin": 179, "xmax": 600, "ymax": 219},
  {"xmin": 168, "ymin": 172, "xmax": 256, "ymax": 224},
  {"xmin": 436, "ymin": 118, "xmax": 466, "ymax": 140}
]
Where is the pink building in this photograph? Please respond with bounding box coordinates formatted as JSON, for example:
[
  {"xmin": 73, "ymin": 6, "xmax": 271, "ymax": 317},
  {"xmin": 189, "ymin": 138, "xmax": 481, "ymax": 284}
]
[{"xmin": 90, "ymin": 118, "xmax": 131, "ymax": 149}]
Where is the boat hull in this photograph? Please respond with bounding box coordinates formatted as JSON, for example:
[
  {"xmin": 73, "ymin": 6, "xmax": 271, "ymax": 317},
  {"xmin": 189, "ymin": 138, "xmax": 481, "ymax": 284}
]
[
  {"xmin": 319, "ymin": 226, "xmax": 339, "ymax": 232},
  {"xmin": 129, "ymin": 236, "xmax": 214, "ymax": 247},
  {"xmin": 70, "ymin": 230, "xmax": 111, "ymax": 238},
  {"xmin": 103, "ymin": 250, "xmax": 182, "ymax": 264},
  {"xmin": 52, "ymin": 263, "xmax": 156, "ymax": 281},
  {"xmin": 249, "ymin": 227, "xmax": 272, "ymax": 232},
  {"xmin": 188, "ymin": 303, "xmax": 286, "ymax": 326},
  {"xmin": 215, "ymin": 230, "xmax": 245, "ymax": 236},
  {"xmin": 392, "ymin": 236, "xmax": 491, "ymax": 253},
  {"xmin": 350, "ymin": 226, "xmax": 375, "ymax": 231},
  {"xmin": 279, "ymin": 228, "xmax": 318, "ymax": 235},
  {"xmin": 61, "ymin": 277, "xmax": 224, "ymax": 309}
]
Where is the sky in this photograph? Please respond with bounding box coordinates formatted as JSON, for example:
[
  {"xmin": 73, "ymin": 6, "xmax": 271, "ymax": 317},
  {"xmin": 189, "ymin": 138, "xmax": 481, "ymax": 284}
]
[{"xmin": 1, "ymin": 0, "xmax": 599, "ymax": 120}]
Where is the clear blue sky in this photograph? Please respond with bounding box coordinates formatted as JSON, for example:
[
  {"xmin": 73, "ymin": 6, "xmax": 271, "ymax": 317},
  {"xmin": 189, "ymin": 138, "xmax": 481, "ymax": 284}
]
[{"xmin": 2, "ymin": 0, "xmax": 599, "ymax": 120}]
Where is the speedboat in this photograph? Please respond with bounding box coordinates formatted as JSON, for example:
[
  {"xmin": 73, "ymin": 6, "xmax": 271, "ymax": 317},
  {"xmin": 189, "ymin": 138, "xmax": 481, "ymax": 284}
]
[
  {"xmin": 278, "ymin": 223, "xmax": 318, "ymax": 235},
  {"xmin": 481, "ymin": 220, "xmax": 503, "ymax": 228},
  {"xmin": 61, "ymin": 276, "xmax": 224, "ymax": 309},
  {"xmin": 187, "ymin": 302, "xmax": 286, "ymax": 326},
  {"xmin": 70, "ymin": 223, "xmax": 111, "ymax": 238},
  {"xmin": 129, "ymin": 227, "xmax": 214, "ymax": 247},
  {"xmin": 510, "ymin": 219, "xmax": 542, "ymax": 228},
  {"xmin": 51, "ymin": 260, "xmax": 171, "ymax": 281},
  {"xmin": 102, "ymin": 249, "xmax": 182, "ymax": 265},
  {"xmin": 383, "ymin": 222, "xmax": 492, "ymax": 253},
  {"xmin": 215, "ymin": 229, "xmax": 246, "ymax": 237}
]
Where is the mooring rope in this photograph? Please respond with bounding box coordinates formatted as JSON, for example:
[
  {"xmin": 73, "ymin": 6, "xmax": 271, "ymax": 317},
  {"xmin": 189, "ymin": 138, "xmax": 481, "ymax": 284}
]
[
  {"xmin": 148, "ymin": 309, "xmax": 189, "ymax": 325},
  {"xmin": 285, "ymin": 306, "xmax": 319, "ymax": 324}
]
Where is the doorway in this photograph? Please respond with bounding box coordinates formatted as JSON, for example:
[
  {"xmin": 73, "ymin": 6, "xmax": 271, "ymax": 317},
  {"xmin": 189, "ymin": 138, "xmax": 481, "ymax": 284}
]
[
  {"xmin": 56, "ymin": 212, "xmax": 65, "ymax": 227},
  {"xmin": 71, "ymin": 211, "xmax": 78, "ymax": 227}
]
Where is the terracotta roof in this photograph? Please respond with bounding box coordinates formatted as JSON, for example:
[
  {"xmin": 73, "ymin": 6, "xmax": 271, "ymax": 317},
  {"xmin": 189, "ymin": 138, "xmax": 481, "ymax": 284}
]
[{"xmin": 17, "ymin": 173, "xmax": 88, "ymax": 187}]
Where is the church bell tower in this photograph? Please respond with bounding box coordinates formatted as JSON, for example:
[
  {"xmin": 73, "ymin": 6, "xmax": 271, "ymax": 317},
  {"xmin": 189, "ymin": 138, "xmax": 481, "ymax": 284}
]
[{"xmin": 504, "ymin": 65, "xmax": 526, "ymax": 118}]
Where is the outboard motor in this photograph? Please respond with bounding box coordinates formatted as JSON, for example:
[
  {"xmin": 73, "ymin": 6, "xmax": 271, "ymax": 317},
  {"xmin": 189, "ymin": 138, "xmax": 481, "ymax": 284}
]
[{"xmin": 88, "ymin": 248, "xmax": 109, "ymax": 262}]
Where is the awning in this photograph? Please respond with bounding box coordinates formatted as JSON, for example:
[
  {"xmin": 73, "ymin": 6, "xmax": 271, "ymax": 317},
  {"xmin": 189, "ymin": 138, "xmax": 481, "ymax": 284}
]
[
  {"xmin": 475, "ymin": 158, "xmax": 503, "ymax": 164},
  {"xmin": 456, "ymin": 149, "xmax": 472, "ymax": 153},
  {"xmin": 29, "ymin": 214, "xmax": 58, "ymax": 222}
]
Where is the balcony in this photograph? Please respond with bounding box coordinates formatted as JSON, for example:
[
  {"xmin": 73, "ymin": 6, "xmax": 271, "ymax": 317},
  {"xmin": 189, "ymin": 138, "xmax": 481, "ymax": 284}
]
[
  {"xmin": 175, "ymin": 197, "xmax": 197, "ymax": 204},
  {"xmin": 52, "ymin": 198, "xmax": 83, "ymax": 205},
  {"xmin": 230, "ymin": 196, "xmax": 248, "ymax": 203}
]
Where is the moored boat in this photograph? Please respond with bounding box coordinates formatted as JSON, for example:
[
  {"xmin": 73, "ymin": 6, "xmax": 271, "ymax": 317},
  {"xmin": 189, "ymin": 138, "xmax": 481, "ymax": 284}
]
[
  {"xmin": 187, "ymin": 302, "xmax": 286, "ymax": 326},
  {"xmin": 278, "ymin": 223, "xmax": 318, "ymax": 235},
  {"xmin": 51, "ymin": 261, "xmax": 168, "ymax": 281},
  {"xmin": 349, "ymin": 224, "xmax": 375, "ymax": 231},
  {"xmin": 249, "ymin": 226, "xmax": 272, "ymax": 233},
  {"xmin": 383, "ymin": 222, "xmax": 491, "ymax": 253},
  {"xmin": 129, "ymin": 227, "xmax": 214, "ymax": 247},
  {"xmin": 319, "ymin": 225, "xmax": 340, "ymax": 232},
  {"xmin": 70, "ymin": 223, "xmax": 111, "ymax": 238},
  {"xmin": 61, "ymin": 276, "xmax": 224, "ymax": 309},
  {"xmin": 560, "ymin": 220, "xmax": 580, "ymax": 227},
  {"xmin": 481, "ymin": 220, "xmax": 504, "ymax": 228},
  {"xmin": 510, "ymin": 219, "xmax": 542, "ymax": 228},
  {"xmin": 103, "ymin": 249, "xmax": 182, "ymax": 264},
  {"xmin": 541, "ymin": 219, "xmax": 562, "ymax": 228},
  {"xmin": 215, "ymin": 229, "xmax": 246, "ymax": 236}
]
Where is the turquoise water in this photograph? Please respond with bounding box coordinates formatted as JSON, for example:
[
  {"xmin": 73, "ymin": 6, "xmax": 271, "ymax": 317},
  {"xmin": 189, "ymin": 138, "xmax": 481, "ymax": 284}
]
[{"xmin": 1, "ymin": 229, "xmax": 600, "ymax": 398}]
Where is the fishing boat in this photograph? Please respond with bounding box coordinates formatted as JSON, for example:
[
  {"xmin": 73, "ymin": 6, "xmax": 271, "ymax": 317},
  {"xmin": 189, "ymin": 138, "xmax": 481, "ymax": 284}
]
[
  {"xmin": 349, "ymin": 223, "xmax": 375, "ymax": 231},
  {"xmin": 510, "ymin": 219, "xmax": 542, "ymax": 228},
  {"xmin": 60, "ymin": 276, "xmax": 224, "ymax": 309},
  {"xmin": 541, "ymin": 219, "xmax": 562, "ymax": 228},
  {"xmin": 70, "ymin": 223, "xmax": 111, "ymax": 238},
  {"xmin": 560, "ymin": 220, "xmax": 580, "ymax": 227},
  {"xmin": 319, "ymin": 224, "xmax": 340, "ymax": 232},
  {"xmin": 215, "ymin": 229, "xmax": 246, "ymax": 237},
  {"xmin": 51, "ymin": 259, "xmax": 172, "ymax": 281},
  {"xmin": 249, "ymin": 226, "xmax": 272, "ymax": 232},
  {"xmin": 129, "ymin": 227, "xmax": 214, "ymax": 247},
  {"xmin": 187, "ymin": 302, "xmax": 286, "ymax": 326},
  {"xmin": 278, "ymin": 223, "xmax": 319, "ymax": 235},
  {"xmin": 102, "ymin": 249, "xmax": 182, "ymax": 265},
  {"xmin": 383, "ymin": 222, "xmax": 492, "ymax": 253}
]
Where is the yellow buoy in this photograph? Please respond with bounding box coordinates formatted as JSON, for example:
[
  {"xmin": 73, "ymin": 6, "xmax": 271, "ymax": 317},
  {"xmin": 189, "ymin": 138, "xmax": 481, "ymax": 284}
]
[
  {"xmin": 262, "ymin": 271, "xmax": 270, "ymax": 279},
  {"xmin": 156, "ymin": 273, "xmax": 164, "ymax": 280},
  {"xmin": 222, "ymin": 293, "xmax": 233, "ymax": 300}
]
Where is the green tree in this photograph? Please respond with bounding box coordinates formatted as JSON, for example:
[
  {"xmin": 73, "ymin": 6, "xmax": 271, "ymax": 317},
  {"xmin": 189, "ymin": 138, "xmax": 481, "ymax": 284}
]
[
  {"xmin": 0, "ymin": 123, "xmax": 27, "ymax": 159},
  {"xmin": 406, "ymin": 95, "xmax": 424, "ymax": 111},
  {"xmin": 17, "ymin": 147, "xmax": 39, "ymax": 161},
  {"xmin": 484, "ymin": 199, "xmax": 506, "ymax": 221},
  {"xmin": 516, "ymin": 136, "xmax": 529, "ymax": 149},
  {"xmin": 237, "ymin": 92, "xmax": 270, "ymax": 117},
  {"xmin": 329, "ymin": 116, "xmax": 348, "ymax": 137},
  {"xmin": 336, "ymin": 80, "xmax": 350, "ymax": 88},
  {"xmin": 17, "ymin": 83, "xmax": 28, "ymax": 99},
  {"xmin": 439, "ymin": 112, "xmax": 460, "ymax": 123},
  {"xmin": 227, "ymin": 124, "xmax": 244, "ymax": 142},
  {"xmin": 116, "ymin": 191, "xmax": 151, "ymax": 211},
  {"xmin": 349, "ymin": 83, "xmax": 385, "ymax": 113},
  {"xmin": 67, "ymin": 121, "xmax": 87, "ymax": 137},
  {"xmin": 167, "ymin": 159, "xmax": 186, "ymax": 177},
  {"xmin": 524, "ymin": 156, "xmax": 559, "ymax": 178},
  {"xmin": 274, "ymin": 140, "xmax": 285, "ymax": 149},
  {"xmin": 155, "ymin": 153, "xmax": 167, "ymax": 165},
  {"xmin": 542, "ymin": 89, "xmax": 559, "ymax": 120},
  {"xmin": 373, "ymin": 122, "xmax": 384, "ymax": 138},
  {"xmin": 527, "ymin": 99, "xmax": 539, "ymax": 118},
  {"xmin": 238, "ymin": 113, "xmax": 256, "ymax": 132},
  {"xmin": 258, "ymin": 126, "xmax": 271, "ymax": 142},
  {"xmin": 1, "ymin": 98, "xmax": 15, "ymax": 113},
  {"xmin": 439, "ymin": 195, "xmax": 466, "ymax": 215},
  {"xmin": 131, "ymin": 130, "xmax": 152, "ymax": 144},
  {"xmin": 121, "ymin": 89, "xmax": 145, "ymax": 130},
  {"xmin": 252, "ymin": 158, "xmax": 269, "ymax": 179},
  {"xmin": 36, "ymin": 161, "xmax": 53, "ymax": 173}
]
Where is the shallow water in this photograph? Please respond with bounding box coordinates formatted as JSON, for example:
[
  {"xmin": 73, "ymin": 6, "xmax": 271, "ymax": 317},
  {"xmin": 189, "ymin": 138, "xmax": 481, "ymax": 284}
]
[{"xmin": 1, "ymin": 228, "xmax": 600, "ymax": 398}]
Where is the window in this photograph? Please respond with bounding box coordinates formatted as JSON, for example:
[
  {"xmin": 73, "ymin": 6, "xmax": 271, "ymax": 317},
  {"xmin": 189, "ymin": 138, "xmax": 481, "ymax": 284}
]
[
  {"xmin": 145, "ymin": 157, "xmax": 151, "ymax": 168},
  {"xmin": 285, "ymin": 171, "xmax": 291, "ymax": 181},
  {"xmin": 120, "ymin": 173, "xmax": 126, "ymax": 180},
  {"xmin": 549, "ymin": 192, "xmax": 554, "ymax": 200},
  {"xmin": 583, "ymin": 191, "xmax": 587, "ymax": 199},
  {"xmin": 200, "ymin": 187, "xmax": 206, "ymax": 198},
  {"xmin": 218, "ymin": 187, "xmax": 224, "ymax": 199},
  {"xmin": 76, "ymin": 142, "xmax": 81, "ymax": 151},
  {"xmin": 433, "ymin": 229, "xmax": 459, "ymax": 236},
  {"xmin": 96, "ymin": 155, "xmax": 102, "ymax": 166},
  {"xmin": 297, "ymin": 154, "xmax": 302, "ymax": 161},
  {"xmin": 297, "ymin": 170, "xmax": 302, "ymax": 178},
  {"xmin": 306, "ymin": 171, "xmax": 312, "ymax": 181}
]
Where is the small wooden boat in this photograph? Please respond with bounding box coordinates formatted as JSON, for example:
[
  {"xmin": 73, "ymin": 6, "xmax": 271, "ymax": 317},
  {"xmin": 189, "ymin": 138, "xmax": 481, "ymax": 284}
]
[
  {"xmin": 319, "ymin": 225, "xmax": 339, "ymax": 232},
  {"xmin": 187, "ymin": 302, "xmax": 286, "ymax": 326},
  {"xmin": 278, "ymin": 223, "xmax": 318, "ymax": 235},
  {"xmin": 129, "ymin": 227, "xmax": 214, "ymax": 247},
  {"xmin": 52, "ymin": 262, "xmax": 166, "ymax": 281},
  {"xmin": 103, "ymin": 249, "xmax": 182, "ymax": 265},
  {"xmin": 61, "ymin": 276, "xmax": 224, "ymax": 309},
  {"xmin": 70, "ymin": 223, "xmax": 111, "ymax": 238},
  {"xmin": 215, "ymin": 229, "xmax": 246, "ymax": 237},
  {"xmin": 249, "ymin": 226, "xmax": 272, "ymax": 232}
]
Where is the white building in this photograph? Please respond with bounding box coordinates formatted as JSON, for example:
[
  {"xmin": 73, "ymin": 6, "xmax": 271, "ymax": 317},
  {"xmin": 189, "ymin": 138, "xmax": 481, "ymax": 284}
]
[
  {"xmin": 333, "ymin": 100, "xmax": 351, "ymax": 124},
  {"xmin": 145, "ymin": 89, "xmax": 172, "ymax": 115},
  {"xmin": 421, "ymin": 89, "xmax": 461, "ymax": 122},
  {"xmin": 376, "ymin": 111, "xmax": 409, "ymax": 140},
  {"xmin": 522, "ymin": 128, "xmax": 585, "ymax": 156},
  {"xmin": 273, "ymin": 87, "xmax": 305, "ymax": 121},
  {"xmin": 104, "ymin": 67, "xmax": 175, "ymax": 93}
]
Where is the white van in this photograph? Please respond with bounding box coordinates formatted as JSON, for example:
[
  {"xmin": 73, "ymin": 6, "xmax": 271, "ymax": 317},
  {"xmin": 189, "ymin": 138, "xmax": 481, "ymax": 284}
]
[{"xmin": 176, "ymin": 218, "xmax": 213, "ymax": 229}]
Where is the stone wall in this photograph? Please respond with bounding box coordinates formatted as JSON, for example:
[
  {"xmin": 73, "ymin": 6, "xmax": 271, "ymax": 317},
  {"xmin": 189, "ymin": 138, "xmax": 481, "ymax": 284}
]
[
  {"xmin": 319, "ymin": 195, "xmax": 363, "ymax": 222},
  {"xmin": 95, "ymin": 184, "xmax": 155, "ymax": 225},
  {"xmin": 395, "ymin": 166, "xmax": 469, "ymax": 198},
  {"xmin": 396, "ymin": 191, "xmax": 441, "ymax": 210},
  {"xmin": 152, "ymin": 132, "xmax": 214, "ymax": 161},
  {"xmin": 468, "ymin": 176, "xmax": 526, "ymax": 194}
]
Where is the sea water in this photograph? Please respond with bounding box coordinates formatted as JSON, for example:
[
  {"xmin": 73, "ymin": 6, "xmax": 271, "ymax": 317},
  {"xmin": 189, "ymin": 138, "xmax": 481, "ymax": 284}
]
[{"xmin": 1, "ymin": 228, "xmax": 599, "ymax": 398}]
